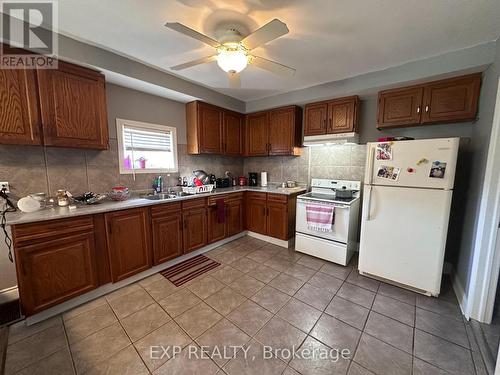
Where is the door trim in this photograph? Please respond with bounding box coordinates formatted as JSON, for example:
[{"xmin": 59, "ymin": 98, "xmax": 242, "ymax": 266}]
[{"xmin": 466, "ymin": 77, "xmax": 500, "ymax": 323}]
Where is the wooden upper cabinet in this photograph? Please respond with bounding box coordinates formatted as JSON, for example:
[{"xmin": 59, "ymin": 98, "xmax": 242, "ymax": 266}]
[
  {"xmin": 223, "ymin": 110, "xmax": 243, "ymax": 156},
  {"xmin": 377, "ymin": 86, "xmax": 424, "ymax": 129},
  {"xmin": 186, "ymin": 101, "xmax": 243, "ymax": 156},
  {"xmin": 105, "ymin": 208, "xmax": 152, "ymax": 282},
  {"xmin": 304, "ymin": 102, "xmax": 328, "ymax": 136},
  {"xmin": 198, "ymin": 102, "xmax": 223, "ymax": 154},
  {"xmin": 377, "ymin": 73, "xmax": 481, "ymax": 129},
  {"xmin": 151, "ymin": 203, "xmax": 183, "ymax": 265},
  {"xmin": 246, "ymin": 111, "xmax": 269, "ymax": 156},
  {"xmin": 37, "ymin": 61, "xmax": 109, "ymax": 149},
  {"xmin": 328, "ymin": 96, "xmax": 359, "ymax": 133},
  {"xmin": 0, "ymin": 68, "xmax": 41, "ymax": 145},
  {"xmin": 421, "ymin": 74, "xmax": 481, "ymax": 124},
  {"xmin": 304, "ymin": 96, "xmax": 359, "ymax": 136},
  {"xmin": 246, "ymin": 105, "xmax": 302, "ymax": 156},
  {"xmin": 269, "ymin": 106, "xmax": 302, "ymax": 156}
]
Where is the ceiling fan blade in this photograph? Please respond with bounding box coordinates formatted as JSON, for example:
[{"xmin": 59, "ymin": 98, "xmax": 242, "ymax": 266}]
[
  {"xmin": 165, "ymin": 22, "xmax": 220, "ymax": 48},
  {"xmin": 170, "ymin": 55, "xmax": 217, "ymax": 70},
  {"xmin": 228, "ymin": 72, "xmax": 241, "ymax": 88},
  {"xmin": 249, "ymin": 55, "xmax": 295, "ymax": 76},
  {"xmin": 241, "ymin": 19, "xmax": 289, "ymax": 50}
]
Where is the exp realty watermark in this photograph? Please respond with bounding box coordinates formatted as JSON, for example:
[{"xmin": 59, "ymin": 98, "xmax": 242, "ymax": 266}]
[
  {"xmin": 150, "ymin": 345, "xmax": 351, "ymax": 362},
  {"xmin": 0, "ymin": 0, "xmax": 58, "ymax": 68}
]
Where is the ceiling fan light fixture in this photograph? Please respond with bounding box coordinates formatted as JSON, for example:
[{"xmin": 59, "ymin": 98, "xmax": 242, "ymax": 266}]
[{"xmin": 216, "ymin": 43, "xmax": 248, "ymax": 73}]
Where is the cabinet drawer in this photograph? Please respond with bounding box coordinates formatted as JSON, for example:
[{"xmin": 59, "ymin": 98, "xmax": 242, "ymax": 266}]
[
  {"xmin": 208, "ymin": 195, "xmax": 227, "ymax": 206},
  {"xmin": 182, "ymin": 197, "xmax": 207, "ymax": 209},
  {"xmin": 246, "ymin": 192, "xmax": 267, "ymax": 201},
  {"xmin": 151, "ymin": 202, "xmax": 182, "ymax": 218},
  {"xmin": 227, "ymin": 192, "xmax": 244, "ymax": 201},
  {"xmin": 267, "ymin": 194, "xmax": 288, "ymax": 203},
  {"xmin": 13, "ymin": 216, "xmax": 94, "ymax": 245}
]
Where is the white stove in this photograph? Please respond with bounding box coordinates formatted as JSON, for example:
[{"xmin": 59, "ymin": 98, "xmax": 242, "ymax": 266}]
[{"xmin": 295, "ymin": 179, "xmax": 361, "ymax": 266}]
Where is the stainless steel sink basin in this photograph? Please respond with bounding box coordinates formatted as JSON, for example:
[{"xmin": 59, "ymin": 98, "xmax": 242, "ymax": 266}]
[{"xmin": 143, "ymin": 193, "xmax": 178, "ymax": 200}]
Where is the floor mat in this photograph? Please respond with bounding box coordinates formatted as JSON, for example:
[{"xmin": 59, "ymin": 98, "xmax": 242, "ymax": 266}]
[{"xmin": 160, "ymin": 255, "xmax": 220, "ymax": 286}]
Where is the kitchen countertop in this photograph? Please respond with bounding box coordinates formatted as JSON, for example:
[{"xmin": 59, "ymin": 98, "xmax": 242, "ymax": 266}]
[{"xmin": 6, "ymin": 185, "xmax": 307, "ymax": 226}]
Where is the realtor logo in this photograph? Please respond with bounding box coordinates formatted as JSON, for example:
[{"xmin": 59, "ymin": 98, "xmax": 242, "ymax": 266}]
[{"xmin": 0, "ymin": 0, "xmax": 58, "ymax": 68}]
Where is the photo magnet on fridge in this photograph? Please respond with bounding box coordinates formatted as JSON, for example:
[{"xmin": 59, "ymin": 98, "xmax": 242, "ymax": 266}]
[
  {"xmin": 377, "ymin": 166, "xmax": 401, "ymax": 181},
  {"xmin": 429, "ymin": 161, "xmax": 447, "ymax": 178},
  {"xmin": 376, "ymin": 143, "xmax": 393, "ymax": 160}
]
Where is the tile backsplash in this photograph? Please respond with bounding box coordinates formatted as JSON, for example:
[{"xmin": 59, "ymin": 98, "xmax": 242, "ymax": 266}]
[
  {"xmin": 1, "ymin": 142, "xmax": 366, "ymax": 200},
  {"xmin": 0, "ymin": 142, "xmax": 243, "ymax": 200},
  {"xmin": 243, "ymin": 144, "xmax": 367, "ymax": 185}
]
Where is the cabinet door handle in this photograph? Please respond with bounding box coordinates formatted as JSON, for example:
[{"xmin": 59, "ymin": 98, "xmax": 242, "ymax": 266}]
[
  {"xmin": 425, "ymin": 105, "xmax": 429, "ymax": 112},
  {"xmin": 107, "ymin": 222, "xmax": 112, "ymax": 235},
  {"xmin": 262, "ymin": 206, "xmax": 266, "ymax": 216},
  {"xmin": 329, "ymin": 118, "xmax": 333, "ymax": 131},
  {"xmin": 416, "ymin": 106, "xmax": 420, "ymax": 113}
]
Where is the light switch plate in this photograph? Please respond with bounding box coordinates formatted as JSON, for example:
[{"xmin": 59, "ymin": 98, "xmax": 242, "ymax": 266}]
[{"xmin": 0, "ymin": 182, "xmax": 10, "ymax": 193}]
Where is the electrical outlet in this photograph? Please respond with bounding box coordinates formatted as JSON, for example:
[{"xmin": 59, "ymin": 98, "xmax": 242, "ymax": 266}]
[{"xmin": 0, "ymin": 182, "xmax": 10, "ymax": 193}]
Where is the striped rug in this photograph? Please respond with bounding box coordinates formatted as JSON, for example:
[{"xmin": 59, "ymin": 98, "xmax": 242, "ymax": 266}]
[{"xmin": 160, "ymin": 255, "xmax": 221, "ymax": 286}]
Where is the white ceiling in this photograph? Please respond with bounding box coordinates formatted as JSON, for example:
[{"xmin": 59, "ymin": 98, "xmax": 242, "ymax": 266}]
[{"xmin": 56, "ymin": 0, "xmax": 500, "ymax": 102}]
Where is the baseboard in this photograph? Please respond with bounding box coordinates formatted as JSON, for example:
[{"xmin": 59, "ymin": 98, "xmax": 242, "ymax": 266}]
[
  {"xmin": 451, "ymin": 267, "xmax": 469, "ymax": 319},
  {"xmin": 25, "ymin": 232, "xmax": 246, "ymax": 325},
  {"xmin": 246, "ymin": 231, "xmax": 293, "ymax": 248}
]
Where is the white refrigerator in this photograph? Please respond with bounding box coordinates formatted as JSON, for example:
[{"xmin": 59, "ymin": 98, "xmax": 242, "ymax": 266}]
[{"xmin": 359, "ymin": 137, "xmax": 459, "ymax": 296}]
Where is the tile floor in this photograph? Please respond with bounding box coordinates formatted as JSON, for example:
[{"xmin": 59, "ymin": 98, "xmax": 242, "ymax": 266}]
[{"xmin": 3, "ymin": 236, "xmax": 489, "ymax": 374}]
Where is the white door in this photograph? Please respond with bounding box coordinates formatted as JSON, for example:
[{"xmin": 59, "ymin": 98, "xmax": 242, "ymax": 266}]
[
  {"xmin": 359, "ymin": 185, "xmax": 453, "ymax": 295},
  {"xmin": 365, "ymin": 138, "xmax": 459, "ymax": 190}
]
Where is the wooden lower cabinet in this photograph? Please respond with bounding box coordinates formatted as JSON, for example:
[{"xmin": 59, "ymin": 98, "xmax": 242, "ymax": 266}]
[
  {"xmin": 208, "ymin": 198, "xmax": 227, "ymax": 244},
  {"xmin": 227, "ymin": 196, "xmax": 244, "ymax": 237},
  {"xmin": 105, "ymin": 208, "xmax": 152, "ymax": 282},
  {"xmin": 246, "ymin": 193, "xmax": 268, "ymax": 235},
  {"xmin": 182, "ymin": 199, "xmax": 207, "ymax": 253},
  {"xmin": 245, "ymin": 192, "xmax": 297, "ymax": 240},
  {"xmin": 151, "ymin": 203, "xmax": 183, "ymax": 265},
  {"xmin": 14, "ymin": 231, "xmax": 98, "ymax": 316},
  {"xmin": 267, "ymin": 198, "xmax": 288, "ymax": 240},
  {"xmin": 11, "ymin": 191, "xmax": 299, "ymax": 316}
]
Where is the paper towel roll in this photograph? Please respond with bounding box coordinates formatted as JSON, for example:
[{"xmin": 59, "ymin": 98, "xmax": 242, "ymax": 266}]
[{"xmin": 261, "ymin": 172, "xmax": 268, "ymax": 187}]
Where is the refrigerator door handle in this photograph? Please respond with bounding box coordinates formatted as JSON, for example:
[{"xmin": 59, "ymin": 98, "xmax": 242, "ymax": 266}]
[
  {"xmin": 365, "ymin": 185, "xmax": 373, "ymax": 221},
  {"xmin": 367, "ymin": 146, "xmax": 376, "ymax": 185}
]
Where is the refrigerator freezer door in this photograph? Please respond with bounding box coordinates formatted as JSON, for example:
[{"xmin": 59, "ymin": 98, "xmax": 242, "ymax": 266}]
[
  {"xmin": 359, "ymin": 185, "xmax": 453, "ymax": 295},
  {"xmin": 365, "ymin": 138, "xmax": 459, "ymax": 190}
]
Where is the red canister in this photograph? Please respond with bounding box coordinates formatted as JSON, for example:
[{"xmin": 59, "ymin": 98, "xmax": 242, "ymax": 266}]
[{"xmin": 238, "ymin": 176, "xmax": 247, "ymax": 186}]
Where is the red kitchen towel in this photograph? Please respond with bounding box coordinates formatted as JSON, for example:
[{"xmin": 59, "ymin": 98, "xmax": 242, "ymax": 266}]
[
  {"xmin": 306, "ymin": 204, "xmax": 335, "ymax": 232},
  {"xmin": 216, "ymin": 198, "xmax": 225, "ymax": 223}
]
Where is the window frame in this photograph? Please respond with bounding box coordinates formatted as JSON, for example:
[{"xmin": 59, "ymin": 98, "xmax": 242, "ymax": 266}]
[{"xmin": 116, "ymin": 118, "xmax": 178, "ymax": 174}]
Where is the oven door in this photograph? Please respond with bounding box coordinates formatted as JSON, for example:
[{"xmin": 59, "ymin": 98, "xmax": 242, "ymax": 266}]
[{"xmin": 296, "ymin": 198, "xmax": 350, "ymax": 243}]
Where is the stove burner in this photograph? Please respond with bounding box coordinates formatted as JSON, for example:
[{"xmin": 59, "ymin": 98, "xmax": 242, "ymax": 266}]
[{"xmin": 299, "ymin": 192, "xmax": 356, "ymax": 204}]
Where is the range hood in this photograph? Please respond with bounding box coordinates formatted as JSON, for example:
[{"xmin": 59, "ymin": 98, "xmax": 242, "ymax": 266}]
[{"xmin": 303, "ymin": 132, "xmax": 359, "ymax": 146}]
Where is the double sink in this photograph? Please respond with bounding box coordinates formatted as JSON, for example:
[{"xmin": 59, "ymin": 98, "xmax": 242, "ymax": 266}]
[{"xmin": 142, "ymin": 192, "xmax": 193, "ymax": 201}]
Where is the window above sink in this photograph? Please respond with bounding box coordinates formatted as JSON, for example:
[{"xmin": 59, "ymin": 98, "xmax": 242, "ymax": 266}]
[{"xmin": 116, "ymin": 118, "xmax": 178, "ymax": 174}]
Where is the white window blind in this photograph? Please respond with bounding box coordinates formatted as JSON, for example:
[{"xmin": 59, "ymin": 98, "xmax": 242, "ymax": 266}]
[{"xmin": 123, "ymin": 126, "xmax": 172, "ymax": 152}]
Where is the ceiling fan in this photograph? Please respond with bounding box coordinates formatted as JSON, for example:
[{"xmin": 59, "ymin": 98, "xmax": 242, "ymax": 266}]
[{"xmin": 164, "ymin": 19, "xmax": 295, "ymax": 88}]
